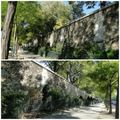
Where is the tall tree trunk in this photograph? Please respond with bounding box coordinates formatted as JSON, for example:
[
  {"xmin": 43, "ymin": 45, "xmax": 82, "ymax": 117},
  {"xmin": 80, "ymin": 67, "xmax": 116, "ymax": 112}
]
[
  {"xmin": 109, "ymin": 81, "xmax": 112, "ymax": 114},
  {"xmin": 15, "ymin": 36, "xmax": 18, "ymax": 58},
  {"xmin": 108, "ymin": 72, "xmax": 117, "ymax": 114},
  {"xmin": 115, "ymin": 78, "xmax": 119, "ymax": 118},
  {"xmin": 1, "ymin": 1, "xmax": 17, "ymax": 59},
  {"xmin": 104, "ymin": 86, "xmax": 109, "ymax": 109},
  {"xmin": 13, "ymin": 23, "xmax": 17, "ymax": 57}
]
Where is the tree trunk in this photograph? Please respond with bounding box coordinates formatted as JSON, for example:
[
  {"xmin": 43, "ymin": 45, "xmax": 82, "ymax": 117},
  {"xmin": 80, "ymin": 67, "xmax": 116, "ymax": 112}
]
[
  {"xmin": 13, "ymin": 23, "xmax": 17, "ymax": 57},
  {"xmin": 104, "ymin": 86, "xmax": 109, "ymax": 109},
  {"xmin": 15, "ymin": 36, "xmax": 18, "ymax": 58},
  {"xmin": 108, "ymin": 72, "xmax": 117, "ymax": 114},
  {"xmin": 1, "ymin": 1, "xmax": 17, "ymax": 59},
  {"xmin": 115, "ymin": 79, "xmax": 119, "ymax": 118},
  {"xmin": 109, "ymin": 82, "xmax": 112, "ymax": 114}
]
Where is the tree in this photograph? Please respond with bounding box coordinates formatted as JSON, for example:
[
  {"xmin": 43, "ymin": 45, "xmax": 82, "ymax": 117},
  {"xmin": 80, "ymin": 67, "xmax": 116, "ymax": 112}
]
[
  {"xmin": 1, "ymin": 1, "xmax": 17, "ymax": 59},
  {"xmin": 87, "ymin": 61, "xmax": 118, "ymax": 114},
  {"xmin": 12, "ymin": 2, "xmax": 71, "ymax": 54},
  {"xmin": 1, "ymin": 1, "xmax": 115, "ymax": 57},
  {"xmin": 40, "ymin": 1, "xmax": 71, "ymax": 30},
  {"xmin": 45, "ymin": 61, "xmax": 67, "ymax": 73},
  {"xmin": 45, "ymin": 61, "xmax": 83, "ymax": 84},
  {"xmin": 46, "ymin": 61, "xmax": 119, "ymax": 116},
  {"xmin": 69, "ymin": 1, "xmax": 85, "ymax": 19}
]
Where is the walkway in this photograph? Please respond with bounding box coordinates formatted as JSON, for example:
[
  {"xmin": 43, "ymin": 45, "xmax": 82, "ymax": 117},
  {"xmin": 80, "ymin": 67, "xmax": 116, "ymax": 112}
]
[
  {"xmin": 8, "ymin": 48, "xmax": 44, "ymax": 59},
  {"xmin": 40, "ymin": 103, "xmax": 115, "ymax": 119}
]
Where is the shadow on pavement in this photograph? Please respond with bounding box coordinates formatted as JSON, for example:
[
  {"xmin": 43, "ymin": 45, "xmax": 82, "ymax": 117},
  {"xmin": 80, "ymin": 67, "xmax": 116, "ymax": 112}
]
[{"xmin": 40, "ymin": 111, "xmax": 80, "ymax": 119}]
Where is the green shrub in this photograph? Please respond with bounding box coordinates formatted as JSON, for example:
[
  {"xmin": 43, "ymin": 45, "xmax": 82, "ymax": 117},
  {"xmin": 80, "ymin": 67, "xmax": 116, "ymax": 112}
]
[
  {"xmin": 2, "ymin": 92, "xmax": 27, "ymax": 118},
  {"xmin": 49, "ymin": 87, "xmax": 64, "ymax": 110},
  {"xmin": 42, "ymin": 86, "xmax": 85, "ymax": 112},
  {"xmin": 106, "ymin": 49, "xmax": 118, "ymax": 59}
]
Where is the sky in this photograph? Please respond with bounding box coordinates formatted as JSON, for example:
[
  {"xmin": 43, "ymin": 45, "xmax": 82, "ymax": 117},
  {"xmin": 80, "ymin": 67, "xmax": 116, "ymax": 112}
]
[
  {"xmin": 64, "ymin": 1, "xmax": 100, "ymax": 15},
  {"xmin": 35, "ymin": 61, "xmax": 52, "ymax": 70},
  {"xmin": 83, "ymin": 2, "xmax": 100, "ymax": 14}
]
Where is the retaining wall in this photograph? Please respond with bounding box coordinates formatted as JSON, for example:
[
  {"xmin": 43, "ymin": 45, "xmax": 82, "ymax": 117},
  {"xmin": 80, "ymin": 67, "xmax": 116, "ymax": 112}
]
[
  {"xmin": 1, "ymin": 61, "xmax": 90, "ymax": 118},
  {"xmin": 41, "ymin": 2, "xmax": 119, "ymax": 59}
]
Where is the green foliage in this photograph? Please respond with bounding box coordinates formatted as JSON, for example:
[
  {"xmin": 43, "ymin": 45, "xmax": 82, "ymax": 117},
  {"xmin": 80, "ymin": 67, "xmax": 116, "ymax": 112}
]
[
  {"xmin": 86, "ymin": 61, "xmax": 118, "ymax": 103},
  {"xmin": 1, "ymin": 1, "xmax": 72, "ymax": 53},
  {"xmin": 41, "ymin": 2, "xmax": 71, "ymax": 29},
  {"xmin": 47, "ymin": 61, "xmax": 118, "ymax": 100},
  {"xmin": 15, "ymin": 2, "xmax": 40, "ymax": 44},
  {"xmin": 2, "ymin": 1, "xmax": 115, "ymax": 57},
  {"xmin": 1, "ymin": 1, "xmax": 8, "ymax": 29},
  {"xmin": 16, "ymin": 1, "xmax": 71, "ymax": 44},
  {"xmin": 106, "ymin": 49, "xmax": 118, "ymax": 59},
  {"xmin": 53, "ymin": 40, "xmax": 118, "ymax": 59},
  {"xmin": 49, "ymin": 87, "xmax": 65, "ymax": 109},
  {"xmin": 42, "ymin": 86, "xmax": 83, "ymax": 112},
  {"xmin": 2, "ymin": 92, "xmax": 27, "ymax": 118},
  {"xmin": 70, "ymin": 1, "xmax": 85, "ymax": 19}
]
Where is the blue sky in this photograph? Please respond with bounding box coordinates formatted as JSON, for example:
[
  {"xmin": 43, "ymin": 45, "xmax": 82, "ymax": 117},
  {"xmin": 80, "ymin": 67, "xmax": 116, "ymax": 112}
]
[
  {"xmin": 64, "ymin": 1, "xmax": 100, "ymax": 15},
  {"xmin": 83, "ymin": 2, "xmax": 100, "ymax": 14},
  {"xmin": 64, "ymin": 1, "xmax": 113, "ymax": 15}
]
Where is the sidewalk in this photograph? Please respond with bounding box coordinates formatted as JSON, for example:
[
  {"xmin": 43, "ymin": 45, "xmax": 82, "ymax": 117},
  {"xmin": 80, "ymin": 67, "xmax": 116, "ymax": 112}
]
[
  {"xmin": 40, "ymin": 103, "xmax": 115, "ymax": 119},
  {"xmin": 8, "ymin": 48, "xmax": 44, "ymax": 59}
]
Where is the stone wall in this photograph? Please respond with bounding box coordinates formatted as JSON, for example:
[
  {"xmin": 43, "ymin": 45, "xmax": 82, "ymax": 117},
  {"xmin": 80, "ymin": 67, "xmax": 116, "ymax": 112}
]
[
  {"xmin": 1, "ymin": 60, "xmax": 88, "ymax": 98},
  {"xmin": 40, "ymin": 2, "xmax": 119, "ymax": 59},
  {"xmin": 1, "ymin": 61, "xmax": 90, "ymax": 118}
]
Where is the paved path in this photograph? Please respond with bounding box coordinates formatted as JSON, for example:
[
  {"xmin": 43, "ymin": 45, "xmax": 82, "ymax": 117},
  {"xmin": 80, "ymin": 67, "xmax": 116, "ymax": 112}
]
[
  {"xmin": 8, "ymin": 48, "xmax": 45, "ymax": 59},
  {"xmin": 40, "ymin": 103, "xmax": 115, "ymax": 119}
]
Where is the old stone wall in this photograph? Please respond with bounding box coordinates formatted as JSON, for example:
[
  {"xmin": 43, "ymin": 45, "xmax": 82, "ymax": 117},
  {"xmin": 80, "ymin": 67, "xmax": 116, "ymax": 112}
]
[
  {"xmin": 40, "ymin": 2, "xmax": 118, "ymax": 59},
  {"xmin": 1, "ymin": 61, "xmax": 90, "ymax": 118},
  {"xmin": 1, "ymin": 61, "xmax": 88, "ymax": 97}
]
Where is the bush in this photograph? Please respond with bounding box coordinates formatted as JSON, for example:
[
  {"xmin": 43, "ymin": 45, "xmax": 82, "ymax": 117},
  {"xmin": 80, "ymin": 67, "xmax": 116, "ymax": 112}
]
[
  {"xmin": 2, "ymin": 92, "xmax": 27, "ymax": 118},
  {"xmin": 49, "ymin": 87, "xmax": 64, "ymax": 110},
  {"xmin": 106, "ymin": 49, "xmax": 118, "ymax": 59},
  {"xmin": 42, "ymin": 86, "xmax": 84, "ymax": 112}
]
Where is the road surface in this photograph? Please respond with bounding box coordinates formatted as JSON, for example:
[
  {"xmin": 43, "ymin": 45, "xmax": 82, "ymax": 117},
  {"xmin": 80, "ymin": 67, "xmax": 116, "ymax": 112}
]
[{"xmin": 40, "ymin": 103, "xmax": 115, "ymax": 119}]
